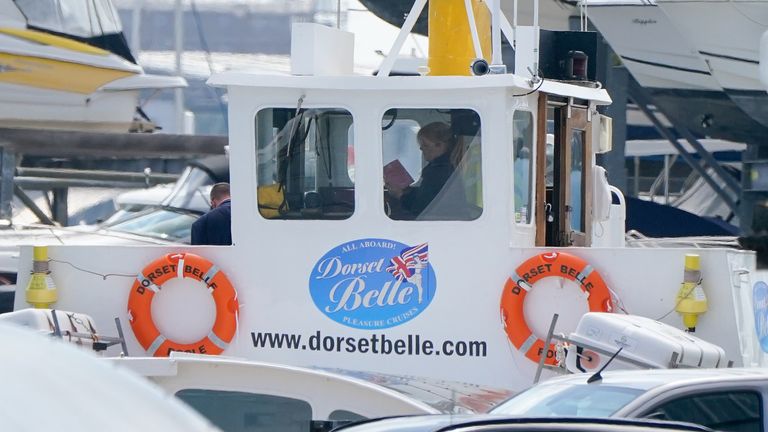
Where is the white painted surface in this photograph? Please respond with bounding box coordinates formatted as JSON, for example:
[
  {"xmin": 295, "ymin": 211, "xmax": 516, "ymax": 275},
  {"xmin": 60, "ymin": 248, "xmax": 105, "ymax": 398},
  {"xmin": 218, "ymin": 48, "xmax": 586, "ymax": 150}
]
[{"xmin": 0, "ymin": 322, "xmax": 217, "ymax": 431}]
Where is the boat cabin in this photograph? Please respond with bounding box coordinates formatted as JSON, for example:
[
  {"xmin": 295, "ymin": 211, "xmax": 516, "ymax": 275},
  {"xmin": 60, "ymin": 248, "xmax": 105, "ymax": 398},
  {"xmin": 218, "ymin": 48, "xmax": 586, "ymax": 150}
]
[{"xmin": 215, "ymin": 65, "xmax": 617, "ymax": 250}]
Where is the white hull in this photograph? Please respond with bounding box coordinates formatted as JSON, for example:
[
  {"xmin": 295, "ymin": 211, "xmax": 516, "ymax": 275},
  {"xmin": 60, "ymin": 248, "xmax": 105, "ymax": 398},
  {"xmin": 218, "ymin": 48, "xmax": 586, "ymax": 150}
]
[
  {"xmin": 14, "ymin": 238, "xmax": 760, "ymax": 390},
  {"xmin": 587, "ymin": 3, "xmax": 719, "ymax": 91},
  {"xmin": 657, "ymin": 0, "xmax": 768, "ymax": 91},
  {"xmin": 0, "ymin": 82, "xmax": 139, "ymax": 132},
  {"xmin": 502, "ymin": 0, "xmax": 577, "ymax": 31},
  {"xmin": 587, "ymin": 0, "xmax": 768, "ymax": 143}
]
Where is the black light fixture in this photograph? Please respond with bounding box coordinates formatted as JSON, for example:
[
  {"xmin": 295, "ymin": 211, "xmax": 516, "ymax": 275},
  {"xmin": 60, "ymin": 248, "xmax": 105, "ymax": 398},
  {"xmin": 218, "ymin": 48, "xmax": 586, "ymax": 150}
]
[{"xmin": 566, "ymin": 50, "xmax": 588, "ymax": 81}]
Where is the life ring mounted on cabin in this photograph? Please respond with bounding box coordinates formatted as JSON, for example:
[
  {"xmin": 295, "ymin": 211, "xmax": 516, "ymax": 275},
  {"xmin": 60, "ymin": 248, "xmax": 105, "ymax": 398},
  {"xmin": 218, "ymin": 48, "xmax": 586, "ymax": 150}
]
[
  {"xmin": 127, "ymin": 252, "xmax": 239, "ymax": 357},
  {"xmin": 500, "ymin": 252, "xmax": 613, "ymax": 365}
]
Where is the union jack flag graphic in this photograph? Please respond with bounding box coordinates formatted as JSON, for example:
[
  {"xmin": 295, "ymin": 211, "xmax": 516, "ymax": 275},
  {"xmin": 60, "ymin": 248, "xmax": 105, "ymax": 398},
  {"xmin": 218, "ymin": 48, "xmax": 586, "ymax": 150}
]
[{"xmin": 386, "ymin": 243, "xmax": 429, "ymax": 281}]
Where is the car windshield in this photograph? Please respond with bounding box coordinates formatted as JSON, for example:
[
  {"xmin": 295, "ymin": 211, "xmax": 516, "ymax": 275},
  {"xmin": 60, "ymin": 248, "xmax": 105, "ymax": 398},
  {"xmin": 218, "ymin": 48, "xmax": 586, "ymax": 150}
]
[
  {"xmin": 492, "ymin": 383, "xmax": 644, "ymax": 418},
  {"xmin": 162, "ymin": 166, "xmax": 217, "ymax": 212},
  {"xmin": 103, "ymin": 208, "xmax": 198, "ymax": 242}
]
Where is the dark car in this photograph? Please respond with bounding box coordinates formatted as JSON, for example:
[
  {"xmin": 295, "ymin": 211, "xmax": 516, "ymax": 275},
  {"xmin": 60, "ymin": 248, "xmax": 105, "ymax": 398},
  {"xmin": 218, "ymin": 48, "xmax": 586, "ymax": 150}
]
[{"xmin": 326, "ymin": 415, "xmax": 712, "ymax": 432}]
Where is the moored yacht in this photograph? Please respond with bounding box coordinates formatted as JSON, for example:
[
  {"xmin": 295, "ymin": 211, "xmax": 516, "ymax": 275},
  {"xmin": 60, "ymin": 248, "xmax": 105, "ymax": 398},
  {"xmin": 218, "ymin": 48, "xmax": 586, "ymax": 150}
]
[
  {"xmin": 585, "ymin": 0, "xmax": 768, "ymax": 145},
  {"xmin": 656, "ymin": 0, "xmax": 768, "ymax": 134}
]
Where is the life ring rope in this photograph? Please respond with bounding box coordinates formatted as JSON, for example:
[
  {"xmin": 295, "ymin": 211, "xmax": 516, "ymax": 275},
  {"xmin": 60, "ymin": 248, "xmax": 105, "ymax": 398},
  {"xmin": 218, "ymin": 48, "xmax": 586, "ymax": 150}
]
[
  {"xmin": 501, "ymin": 251, "xmax": 613, "ymax": 365},
  {"xmin": 127, "ymin": 252, "xmax": 239, "ymax": 357}
]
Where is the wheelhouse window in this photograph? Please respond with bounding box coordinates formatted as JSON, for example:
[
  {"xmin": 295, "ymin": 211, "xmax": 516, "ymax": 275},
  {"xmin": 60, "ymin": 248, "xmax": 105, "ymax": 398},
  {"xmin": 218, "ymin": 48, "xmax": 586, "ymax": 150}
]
[
  {"xmin": 382, "ymin": 108, "xmax": 482, "ymax": 221},
  {"xmin": 256, "ymin": 108, "xmax": 355, "ymax": 220},
  {"xmin": 513, "ymin": 111, "xmax": 534, "ymax": 224}
]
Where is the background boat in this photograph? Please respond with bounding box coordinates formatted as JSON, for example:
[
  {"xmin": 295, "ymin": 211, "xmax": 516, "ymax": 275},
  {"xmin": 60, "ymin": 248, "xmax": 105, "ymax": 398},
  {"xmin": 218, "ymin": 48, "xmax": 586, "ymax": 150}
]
[{"xmin": 0, "ymin": 0, "xmax": 185, "ymax": 132}]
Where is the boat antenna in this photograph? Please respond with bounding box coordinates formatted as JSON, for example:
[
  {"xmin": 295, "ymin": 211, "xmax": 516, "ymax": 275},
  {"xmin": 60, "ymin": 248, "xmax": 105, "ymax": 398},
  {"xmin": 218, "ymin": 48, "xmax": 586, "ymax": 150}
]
[{"xmin": 586, "ymin": 347, "xmax": 623, "ymax": 384}]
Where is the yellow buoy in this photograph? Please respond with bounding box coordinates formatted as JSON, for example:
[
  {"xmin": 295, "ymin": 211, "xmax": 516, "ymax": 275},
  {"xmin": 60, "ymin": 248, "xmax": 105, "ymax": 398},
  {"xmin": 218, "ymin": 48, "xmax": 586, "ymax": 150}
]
[
  {"xmin": 675, "ymin": 254, "xmax": 708, "ymax": 332},
  {"xmin": 25, "ymin": 246, "xmax": 57, "ymax": 308}
]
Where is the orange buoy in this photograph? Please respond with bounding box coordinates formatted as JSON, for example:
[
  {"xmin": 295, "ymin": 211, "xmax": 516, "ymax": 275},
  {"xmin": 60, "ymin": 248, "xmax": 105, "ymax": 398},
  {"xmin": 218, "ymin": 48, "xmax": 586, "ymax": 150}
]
[
  {"xmin": 127, "ymin": 252, "xmax": 238, "ymax": 357},
  {"xmin": 500, "ymin": 252, "xmax": 612, "ymax": 365}
]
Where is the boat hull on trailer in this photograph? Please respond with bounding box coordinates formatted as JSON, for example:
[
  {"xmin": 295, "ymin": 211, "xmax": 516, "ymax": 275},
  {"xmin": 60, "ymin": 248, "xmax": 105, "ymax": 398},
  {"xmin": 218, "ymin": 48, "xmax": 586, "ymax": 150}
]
[
  {"xmin": 586, "ymin": 0, "xmax": 768, "ymax": 144},
  {"xmin": 656, "ymin": 0, "xmax": 768, "ymax": 133}
]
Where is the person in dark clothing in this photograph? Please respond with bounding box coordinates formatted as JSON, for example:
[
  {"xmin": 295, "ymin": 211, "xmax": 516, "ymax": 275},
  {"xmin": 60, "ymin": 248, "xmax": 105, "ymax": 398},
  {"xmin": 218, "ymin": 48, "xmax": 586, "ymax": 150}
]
[
  {"xmin": 386, "ymin": 122, "xmax": 466, "ymax": 219},
  {"xmin": 191, "ymin": 182, "xmax": 232, "ymax": 245}
]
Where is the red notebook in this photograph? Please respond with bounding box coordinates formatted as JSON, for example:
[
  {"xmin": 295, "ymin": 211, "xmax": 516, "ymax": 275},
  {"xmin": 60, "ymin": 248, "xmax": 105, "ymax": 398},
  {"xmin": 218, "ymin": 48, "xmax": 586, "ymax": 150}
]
[{"xmin": 384, "ymin": 159, "xmax": 414, "ymax": 190}]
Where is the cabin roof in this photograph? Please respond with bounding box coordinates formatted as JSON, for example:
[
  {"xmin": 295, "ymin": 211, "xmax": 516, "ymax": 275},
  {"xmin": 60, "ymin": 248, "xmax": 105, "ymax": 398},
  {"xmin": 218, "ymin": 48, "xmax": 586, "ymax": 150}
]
[{"xmin": 208, "ymin": 72, "xmax": 612, "ymax": 104}]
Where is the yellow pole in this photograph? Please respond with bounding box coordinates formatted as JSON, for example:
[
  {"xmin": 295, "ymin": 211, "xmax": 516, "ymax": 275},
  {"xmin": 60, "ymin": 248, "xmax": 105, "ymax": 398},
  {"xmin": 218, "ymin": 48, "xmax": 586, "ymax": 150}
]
[
  {"xmin": 26, "ymin": 246, "xmax": 57, "ymax": 308},
  {"xmin": 428, "ymin": 0, "xmax": 492, "ymax": 76}
]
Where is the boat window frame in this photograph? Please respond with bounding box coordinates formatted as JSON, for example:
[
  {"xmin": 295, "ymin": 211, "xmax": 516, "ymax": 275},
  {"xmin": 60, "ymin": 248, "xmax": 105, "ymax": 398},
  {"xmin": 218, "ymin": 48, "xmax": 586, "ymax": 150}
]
[
  {"xmin": 253, "ymin": 104, "xmax": 357, "ymax": 221},
  {"xmin": 512, "ymin": 109, "xmax": 535, "ymax": 225},
  {"xmin": 378, "ymin": 105, "xmax": 485, "ymax": 222}
]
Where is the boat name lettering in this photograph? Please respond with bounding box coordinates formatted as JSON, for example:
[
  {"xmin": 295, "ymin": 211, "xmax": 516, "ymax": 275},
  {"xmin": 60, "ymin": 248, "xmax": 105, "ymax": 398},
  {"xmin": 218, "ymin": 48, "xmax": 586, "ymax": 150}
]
[
  {"xmin": 537, "ymin": 346, "xmax": 557, "ymax": 359},
  {"xmin": 632, "ymin": 18, "xmax": 657, "ymax": 25},
  {"xmin": 136, "ymin": 263, "xmax": 218, "ymax": 295},
  {"xmin": 512, "ymin": 264, "xmax": 593, "ymax": 294},
  {"xmin": 166, "ymin": 345, "xmax": 207, "ymax": 355},
  {"xmin": 183, "ymin": 265, "xmax": 217, "ymax": 287},
  {"xmin": 315, "ymin": 256, "xmax": 386, "ymax": 279},
  {"xmin": 146, "ymin": 265, "xmax": 176, "ymax": 281},
  {"xmin": 326, "ymin": 276, "xmax": 413, "ymax": 313},
  {"xmin": 135, "ymin": 264, "xmax": 177, "ymax": 294}
]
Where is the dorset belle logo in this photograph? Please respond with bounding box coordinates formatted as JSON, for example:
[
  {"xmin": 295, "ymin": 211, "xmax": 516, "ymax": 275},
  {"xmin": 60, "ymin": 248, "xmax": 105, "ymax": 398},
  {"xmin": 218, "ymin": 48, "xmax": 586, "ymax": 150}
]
[{"xmin": 309, "ymin": 238, "xmax": 436, "ymax": 330}]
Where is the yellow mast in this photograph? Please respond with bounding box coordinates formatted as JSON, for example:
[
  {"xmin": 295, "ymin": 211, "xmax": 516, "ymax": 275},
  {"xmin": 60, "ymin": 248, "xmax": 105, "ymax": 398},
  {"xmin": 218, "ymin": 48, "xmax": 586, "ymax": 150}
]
[{"xmin": 428, "ymin": 0, "xmax": 492, "ymax": 76}]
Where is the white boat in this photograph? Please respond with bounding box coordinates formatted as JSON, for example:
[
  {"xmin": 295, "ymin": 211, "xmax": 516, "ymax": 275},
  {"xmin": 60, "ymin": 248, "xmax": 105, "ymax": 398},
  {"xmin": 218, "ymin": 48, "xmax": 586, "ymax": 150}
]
[
  {"xmin": 655, "ymin": 0, "xmax": 768, "ymax": 129},
  {"xmin": 8, "ymin": 1, "xmax": 768, "ymax": 394},
  {"xmin": 0, "ymin": 0, "xmax": 186, "ymax": 132},
  {"xmin": 109, "ymin": 353, "xmax": 512, "ymax": 428},
  {"xmin": 0, "ymin": 306, "xmax": 511, "ymax": 428},
  {"xmin": 0, "ymin": 322, "xmax": 217, "ymax": 431},
  {"xmin": 585, "ymin": 0, "xmax": 768, "ymax": 144}
]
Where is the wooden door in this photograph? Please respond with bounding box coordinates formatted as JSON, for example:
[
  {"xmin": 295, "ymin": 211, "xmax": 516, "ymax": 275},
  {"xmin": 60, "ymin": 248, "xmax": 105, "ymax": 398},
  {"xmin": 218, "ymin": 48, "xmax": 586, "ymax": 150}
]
[{"xmin": 536, "ymin": 95, "xmax": 592, "ymax": 247}]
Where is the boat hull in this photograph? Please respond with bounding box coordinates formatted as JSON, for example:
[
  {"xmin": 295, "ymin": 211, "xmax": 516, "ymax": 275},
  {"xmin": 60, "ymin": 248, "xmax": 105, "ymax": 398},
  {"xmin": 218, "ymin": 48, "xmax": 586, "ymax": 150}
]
[
  {"xmin": 588, "ymin": 2, "xmax": 768, "ymax": 143},
  {"xmin": 14, "ymin": 244, "xmax": 760, "ymax": 391},
  {"xmin": 657, "ymin": 0, "xmax": 768, "ymax": 129},
  {"xmin": 0, "ymin": 82, "xmax": 139, "ymax": 132}
]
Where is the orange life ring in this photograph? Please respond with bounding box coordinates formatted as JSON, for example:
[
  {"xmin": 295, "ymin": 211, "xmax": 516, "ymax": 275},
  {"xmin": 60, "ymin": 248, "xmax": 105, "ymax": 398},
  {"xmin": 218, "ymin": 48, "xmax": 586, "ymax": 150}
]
[
  {"xmin": 500, "ymin": 252, "xmax": 613, "ymax": 365},
  {"xmin": 127, "ymin": 252, "xmax": 239, "ymax": 357}
]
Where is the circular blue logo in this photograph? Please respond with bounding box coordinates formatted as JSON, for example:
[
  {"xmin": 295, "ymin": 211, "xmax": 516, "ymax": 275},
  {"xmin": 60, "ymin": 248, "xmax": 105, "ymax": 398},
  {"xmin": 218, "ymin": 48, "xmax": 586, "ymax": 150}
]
[{"xmin": 309, "ymin": 238, "xmax": 436, "ymax": 330}]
